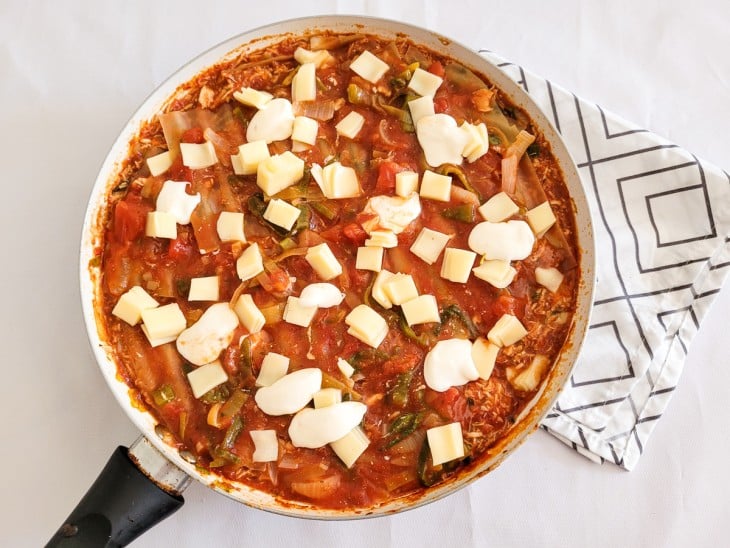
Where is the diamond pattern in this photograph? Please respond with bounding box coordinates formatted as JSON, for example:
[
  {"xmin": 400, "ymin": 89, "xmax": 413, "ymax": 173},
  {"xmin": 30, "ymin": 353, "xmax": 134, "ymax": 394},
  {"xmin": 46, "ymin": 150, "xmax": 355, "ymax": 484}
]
[{"xmin": 481, "ymin": 51, "xmax": 730, "ymax": 470}]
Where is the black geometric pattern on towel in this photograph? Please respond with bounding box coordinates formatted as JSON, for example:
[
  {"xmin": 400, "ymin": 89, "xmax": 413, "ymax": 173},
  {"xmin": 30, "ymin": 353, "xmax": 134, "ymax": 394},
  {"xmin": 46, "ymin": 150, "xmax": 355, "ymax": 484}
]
[{"xmin": 480, "ymin": 51, "xmax": 730, "ymax": 470}]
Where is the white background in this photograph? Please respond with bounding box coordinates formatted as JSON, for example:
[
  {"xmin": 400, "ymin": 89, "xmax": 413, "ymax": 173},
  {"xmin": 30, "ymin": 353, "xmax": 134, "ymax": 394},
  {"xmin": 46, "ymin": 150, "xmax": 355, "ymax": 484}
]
[{"xmin": 2, "ymin": 1, "xmax": 728, "ymax": 546}]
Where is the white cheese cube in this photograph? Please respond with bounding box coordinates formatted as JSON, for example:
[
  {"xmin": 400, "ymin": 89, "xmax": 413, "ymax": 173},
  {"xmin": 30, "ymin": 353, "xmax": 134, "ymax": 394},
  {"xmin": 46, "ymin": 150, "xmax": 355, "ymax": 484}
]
[
  {"xmin": 236, "ymin": 242, "xmax": 264, "ymax": 281},
  {"xmin": 349, "ymin": 50, "xmax": 389, "ymax": 83},
  {"xmin": 419, "ymin": 170, "xmax": 452, "ymax": 202},
  {"xmin": 395, "ymin": 171, "xmax": 420, "ymax": 197},
  {"xmin": 364, "ymin": 230, "xmax": 398, "ymax": 248},
  {"xmin": 401, "ymin": 294, "xmax": 440, "ymax": 326},
  {"xmin": 188, "ymin": 276, "xmax": 219, "ymax": 301},
  {"xmin": 478, "ymin": 192, "xmax": 519, "ymax": 222},
  {"xmin": 283, "ymin": 296, "xmax": 318, "ymax": 327},
  {"xmin": 330, "ymin": 426, "xmax": 370, "ymax": 468},
  {"xmin": 460, "ymin": 122, "xmax": 489, "ymax": 163},
  {"xmin": 233, "ymin": 294, "xmax": 265, "ymax": 334},
  {"xmin": 488, "ymin": 314, "xmax": 528, "ymax": 347},
  {"xmin": 256, "ymin": 352, "xmax": 290, "ymax": 387},
  {"xmin": 292, "ymin": 116, "xmax": 318, "ymax": 145},
  {"xmin": 345, "ymin": 304, "xmax": 389, "ymax": 348},
  {"xmin": 256, "ymin": 151, "xmax": 305, "ymax": 196},
  {"xmin": 336, "ymin": 111, "xmax": 365, "ymax": 139},
  {"xmin": 305, "ymin": 243, "xmax": 342, "ymax": 280},
  {"xmin": 410, "ymin": 227, "xmax": 451, "ymax": 264},
  {"xmin": 535, "ymin": 267, "xmax": 564, "ymax": 293},
  {"xmin": 231, "ymin": 140, "xmax": 270, "ymax": 176},
  {"xmin": 232, "ymin": 87, "xmax": 273, "ymax": 109},
  {"xmin": 294, "ymin": 47, "xmax": 334, "ymax": 68},
  {"xmin": 145, "ymin": 211, "xmax": 177, "ymax": 239},
  {"xmin": 146, "ymin": 151, "xmax": 172, "ymax": 176},
  {"xmin": 440, "ymin": 248, "xmax": 477, "ymax": 284},
  {"xmin": 407, "ymin": 95, "xmax": 435, "ymax": 126},
  {"xmin": 371, "ymin": 269, "xmax": 395, "ymax": 309},
  {"xmin": 216, "ymin": 211, "xmax": 246, "ymax": 242},
  {"xmin": 472, "ymin": 259, "xmax": 517, "ymax": 288},
  {"xmin": 408, "ymin": 67, "xmax": 443, "ymax": 97},
  {"xmin": 336, "ymin": 357, "xmax": 355, "ymax": 379},
  {"xmin": 509, "ymin": 354, "xmax": 550, "ymax": 392},
  {"xmin": 140, "ymin": 326, "xmax": 177, "ymax": 348},
  {"xmin": 141, "ymin": 303, "xmax": 186, "ymax": 341},
  {"xmin": 187, "ymin": 360, "xmax": 228, "ymax": 399},
  {"xmin": 313, "ymin": 388, "xmax": 342, "ymax": 409},
  {"xmin": 263, "ymin": 198, "xmax": 301, "ymax": 231},
  {"xmin": 427, "ymin": 422, "xmax": 464, "ymax": 466},
  {"xmin": 526, "ymin": 201, "xmax": 557, "ymax": 237},
  {"xmin": 472, "ymin": 337, "xmax": 499, "ymax": 380},
  {"xmin": 292, "ymin": 62, "xmax": 317, "ymax": 102},
  {"xmin": 250, "ymin": 430, "xmax": 278, "ymax": 462},
  {"xmin": 180, "ymin": 141, "xmax": 218, "ymax": 169},
  {"xmin": 321, "ymin": 162, "xmax": 361, "ymax": 198},
  {"xmin": 356, "ymin": 246, "xmax": 383, "ymax": 272},
  {"xmin": 112, "ymin": 286, "xmax": 159, "ymax": 326},
  {"xmin": 383, "ymin": 273, "xmax": 419, "ymax": 305}
]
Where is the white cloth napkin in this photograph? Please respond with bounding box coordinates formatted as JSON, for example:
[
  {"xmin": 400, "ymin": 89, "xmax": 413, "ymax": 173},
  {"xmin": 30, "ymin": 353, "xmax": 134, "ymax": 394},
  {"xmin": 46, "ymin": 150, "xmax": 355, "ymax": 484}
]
[{"xmin": 480, "ymin": 51, "xmax": 730, "ymax": 470}]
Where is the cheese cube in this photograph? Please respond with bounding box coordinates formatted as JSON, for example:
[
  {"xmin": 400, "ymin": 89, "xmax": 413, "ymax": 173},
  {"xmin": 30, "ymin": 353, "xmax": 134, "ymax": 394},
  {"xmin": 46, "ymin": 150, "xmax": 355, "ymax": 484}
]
[
  {"xmin": 263, "ymin": 198, "xmax": 301, "ymax": 231},
  {"xmin": 292, "ymin": 62, "xmax": 316, "ymax": 102},
  {"xmin": 350, "ymin": 50, "xmax": 389, "ymax": 83},
  {"xmin": 236, "ymin": 242, "xmax": 264, "ymax": 281},
  {"xmin": 460, "ymin": 122, "xmax": 489, "ymax": 163},
  {"xmin": 401, "ymin": 295, "xmax": 440, "ymax": 326},
  {"xmin": 216, "ymin": 211, "xmax": 246, "ymax": 242},
  {"xmin": 395, "ymin": 171, "xmax": 419, "ymax": 197},
  {"xmin": 535, "ymin": 267, "xmax": 564, "ymax": 293},
  {"xmin": 330, "ymin": 426, "xmax": 370, "ymax": 468},
  {"xmin": 305, "ymin": 243, "xmax": 342, "ymax": 280},
  {"xmin": 383, "ymin": 273, "xmax": 419, "ymax": 305},
  {"xmin": 145, "ymin": 211, "xmax": 177, "ymax": 239},
  {"xmin": 231, "ymin": 140, "xmax": 270, "ymax": 176},
  {"xmin": 472, "ymin": 337, "xmax": 499, "ymax": 380},
  {"xmin": 356, "ymin": 246, "xmax": 383, "ymax": 272},
  {"xmin": 407, "ymin": 95, "xmax": 435, "ymax": 126},
  {"xmin": 336, "ymin": 111, "xmax": 365, "ymax": 139},
  {"xmin": 440, "ymin": 248, "xmax": 477, "ymax": 283},
  {"xmin": 256, "ymin": 352, "xmax": 290, "ymax": 387},
  {"xmin": 233, "ymin": 294, "xmax": 265, "ymax": 334},
  {"xmin": 256, "ymin": 151, "xmax": 305, "ymax": 196},
  {"xmin": 292, "ymin": 116, "xmax": 318, "ymax": 145},
  {"xmin": 509, "ymin": 354, "xmax": 550, "ymax": 392},
  {"xmin": 321, "ymin": 162, "xmax": 361, "ymax": 198},
  {"xmin": 478, "ymin": 192, "xmax": 519, "ymax": 222},
  {"xmin": 141, "ymin": 303, "xmax": 187, "ymax": 341},
  {"xmin": 112, "ymin": 286, "xmax": 159, "ymax": 326},
  {"xmin": 188, "ymin": 276, "xmax": 219, "ymax": 301},
  {"xmin": 336, "ymin": 358, "xmax": 355, "ymax": 379},
  {"xmin": 250, "ymin": 430, "xmax": 278, "ymax": 462},
  {"xmin": 180, "ymin": 141, "xmax": 218, "ymax": 169},
  {"xmin": 488, "ymin": 314, "xmax": 528, "ymax": 347},
  {"xmin": 371, "ymin": 269, "xmax": 395, "ymax": 309},
  {"xmin": 526, "ymin": 201, "xmax": 557, "ymax": 237},
  {"xmin": 294, "ymin": 47, "xmax": 334, "ymax": 68},
  {"xmin": 472, "ymin": 259, "xmax": 516, "ymax": 288},
  {"xmin": 408, "ymin": 67, "xmax": 443, "ymax": 97},
  {"xmin": 313, "ymin": 388, "xmax": 342, "ymax": 409},
  {"xmin": 187, "ymin": 360, "xmax": 228, "ymax": 399},
  {"xmin": 146, "ymin": 151, "xmax": 172, "ymax": 176},
  {"xmin": 365, "ymin": 230, "xmax": 398, "ymax": 248},
  {"xmin": 283, "ymin": 296, "xmax": 318, "ymax": 327},
  {"xmin": 410, "ymin": 227, "xmax": 451, "ymax": 264},
  {"xmin": 426, "ymin": 422, "xmax": 464, "ymax": 466},
  {"xmin": 140, "ymin": 326, "xmax": 177, "ymax": 348},
  {"xmin": 232, "ymin": 87, "xmax": 273, "ymax": 109},
  {"xmin": 345, "ymin": 305, "xmax": 388, "ymax": 348},
  {"xmin": 420, "ymin": 170, "xmax": 452, "ymax": 202}
]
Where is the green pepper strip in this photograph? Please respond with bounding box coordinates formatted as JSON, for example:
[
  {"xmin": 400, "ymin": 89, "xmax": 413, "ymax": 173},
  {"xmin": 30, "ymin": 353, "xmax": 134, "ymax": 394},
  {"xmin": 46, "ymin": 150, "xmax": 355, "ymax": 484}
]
[
  {"xmin": 385, "ymin": 412, "xmax": 423, "ymax": 448},
  {"xmin": 440, "ymin": 304, "xmax": 480, "ymax": 339},
  {"xmin": 436, "ymin": 164, "xmax": 481, "ymax": 201},
  {"xmin": 388, "ymin": 370, "xmax": 414, "ymax": 409},
  {"xmin": 441, "ymin": 203, "xmax": 476, "ymax": 223},
  {"xmin": 152, "ymin": 384, "xmax": 175, "ymax": 406},
  {"xmin": 310, "ymin": 201, "xmax": 338, "ymax": 220}
]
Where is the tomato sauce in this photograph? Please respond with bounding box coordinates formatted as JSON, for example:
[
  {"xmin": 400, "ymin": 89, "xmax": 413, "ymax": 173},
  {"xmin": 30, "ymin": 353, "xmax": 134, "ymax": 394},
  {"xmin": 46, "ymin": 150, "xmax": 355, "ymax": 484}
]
[{"xmin": 99, "ymin": 32, "xmax": 579, "ymax": 509}]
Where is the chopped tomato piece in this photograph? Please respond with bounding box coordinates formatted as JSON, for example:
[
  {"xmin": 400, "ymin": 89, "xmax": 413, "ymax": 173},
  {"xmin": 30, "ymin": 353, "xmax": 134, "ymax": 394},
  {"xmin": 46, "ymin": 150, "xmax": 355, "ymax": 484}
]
[
  {"xmin": 425, "ymin": 387, "xmax": 469, "ymax": 422},
  {"xmin": 428, "ymin": 60, "xmax": 445, "ymax": 78},
  {"xmin": 342, "ymin": 223, "xmax": 368, "ymax": 247},
  {"xmin": 433, "ymin": 96, "xmax": 449, "ymax": 114},
  {"xmin": 181, "ymin": 127, "xmax": 205, "ymax": 144},
  {"xmin": 167, "ymin": 231, "xmax": 195, "ymax": 260},
  {"xmin": 113, "ymin": 195, "xmax": 150, "ymax": 243},
  {"xmin": 375, "ymin": 161, "xmax": 403, "ymax": 194}
]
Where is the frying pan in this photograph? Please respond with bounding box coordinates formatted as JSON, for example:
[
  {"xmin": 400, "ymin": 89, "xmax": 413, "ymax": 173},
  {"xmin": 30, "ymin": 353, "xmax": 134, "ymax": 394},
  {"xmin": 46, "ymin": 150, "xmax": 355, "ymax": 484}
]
[{"xmin": 48, "ymin": 15, "xmax": 595, "ymax": 547}]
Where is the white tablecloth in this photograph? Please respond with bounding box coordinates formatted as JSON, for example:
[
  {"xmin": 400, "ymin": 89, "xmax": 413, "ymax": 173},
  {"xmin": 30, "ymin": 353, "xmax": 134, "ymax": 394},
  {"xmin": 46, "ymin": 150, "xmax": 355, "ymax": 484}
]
[{"xmin": 2, "ymin": 2, "xmax": 728, "ymax": 546}]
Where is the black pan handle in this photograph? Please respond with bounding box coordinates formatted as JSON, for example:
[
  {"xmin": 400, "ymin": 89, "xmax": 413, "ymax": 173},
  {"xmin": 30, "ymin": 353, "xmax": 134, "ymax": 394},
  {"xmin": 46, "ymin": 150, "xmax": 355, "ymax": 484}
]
[{"xmin": 46, "ymin": 439, "xmax": 189, "ymax": 547}]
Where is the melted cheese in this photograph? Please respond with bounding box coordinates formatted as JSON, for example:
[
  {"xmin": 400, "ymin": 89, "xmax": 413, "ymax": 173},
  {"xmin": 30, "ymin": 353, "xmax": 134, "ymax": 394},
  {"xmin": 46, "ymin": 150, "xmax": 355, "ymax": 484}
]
[
  {"xmin": 156, "ymin": 181, "xmax": 201, "ymax": 225},
  {"xmin": 288, "ymin": 401, "xmax": 367, "ymax": 448},
  {"xmin": 175, "ymin": 302, "xmax": 239, "ymax": 366},
  {"xmin": 468, "ymin": 220, "xmax": 535, "ymax": 261},
  {"xmin": 423, "ymin": 338, "xmax": 479, "ymax": 392},
  {"xmin": 416, "ymin": 114, "xmax": 468, "ymax": 167},
  {"xmin": 246, "ymin": 98, "xmax": 295, "ymax": 143},
  {"xmin": 363, "ymin": 193, "xmax": 421, "ymax": 234},
  {"xmin": 298, "ymin": 283, "xmax": 345, "ymax": 308},
  {"xmin": 254, "ymin": 368, "xmax": 322, "ymax": 416}
]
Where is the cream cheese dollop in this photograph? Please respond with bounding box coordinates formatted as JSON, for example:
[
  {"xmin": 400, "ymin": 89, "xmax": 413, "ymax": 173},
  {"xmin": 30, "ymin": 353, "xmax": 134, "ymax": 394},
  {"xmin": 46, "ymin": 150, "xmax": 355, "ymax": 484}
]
[
  {"xmin": 156, "ymin": 181, "xmax": 201, "ymax": 225},
  {"xmin": 424, "ymin": 338, "xmax": 479, "ymax": 392},
  {"xmin": 363, "ymin": 192, "xmax": 422, "ymax": 234},
  {"xmin": 416, "ymin": 114, "xmax": 468, "ymax": 167},
  {"xmin": 254, "ymin": 368, "xmax": 322, "ymax": 416},
  {"xmin": 288, "ymin": 401, "xmax": 367, "ymax": 448},
  {"xmin": 468, "ymin": 220, "xmax": 535, "ymax": 261},
  {"xmin": 176, "ymin": 303, "xmax": 239, "ymax": 366}
]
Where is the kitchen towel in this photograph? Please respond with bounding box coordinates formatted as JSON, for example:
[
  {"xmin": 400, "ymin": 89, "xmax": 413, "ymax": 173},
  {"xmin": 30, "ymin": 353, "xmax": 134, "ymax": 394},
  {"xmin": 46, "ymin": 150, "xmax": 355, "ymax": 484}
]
[{"xmin": 481, "ymin": 51, "xmax": 730, "ymax": 470}]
